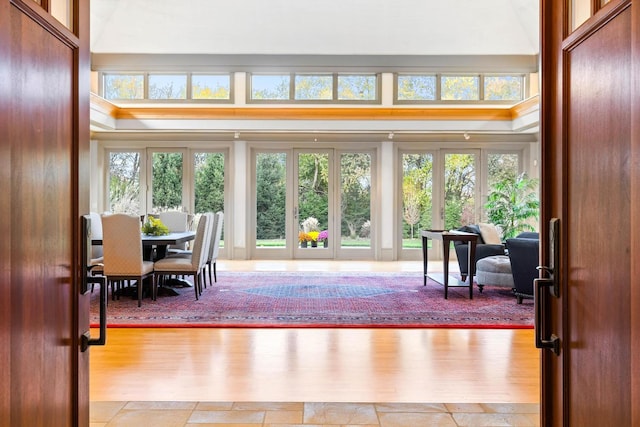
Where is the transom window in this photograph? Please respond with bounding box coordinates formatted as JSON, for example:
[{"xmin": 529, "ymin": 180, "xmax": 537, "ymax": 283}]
[
  {"xmin": 102, "ymin": 73, "xmax": 232, "ymax": 102},
  {"xmin": 249, "ymin": 73, "xmax": 379, "ymax": 103},
  {"xmin": 395, "ymin": 73, "xmax": 525, "ymax": 103}
]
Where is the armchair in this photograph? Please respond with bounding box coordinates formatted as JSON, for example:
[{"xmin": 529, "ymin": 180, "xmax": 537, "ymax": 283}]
[
  {"xmin": 505, "ymin": 235, "xmax": 539, "ymax": 303},
  {"xmin": 453, "ymin": 224, "xmax": 505, "ymax": 281}
]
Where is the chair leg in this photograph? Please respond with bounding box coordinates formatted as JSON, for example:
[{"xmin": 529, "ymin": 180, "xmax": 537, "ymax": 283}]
[
  {"xmin": 137, "ymin": 277, "xmax": 143, "ymax": 307},
  {"xmin": 208, "ymin": 261, "xmax": 212, "ymax": 286},
  {"xmin": 202, "ymin": 266, "xmax": 207, "ymax": 290},
  {"xmin": 213, "ymin": 262, "xmax": 217, "ymax": 283},
  {"xmin": 193, "ymin": 274, "xmax": 200, "ymax": 300}
]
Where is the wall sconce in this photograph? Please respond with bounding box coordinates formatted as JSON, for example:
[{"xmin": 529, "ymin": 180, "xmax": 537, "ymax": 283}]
[
  {"xmin": 234, "ymin": 132, "xmax": 240, "ymax": 139},
  {"xmin": 388, "ymin": 132, "xmax": 394, "ymax": 140},
  {"xmin": 463, "ymin": 132, "xmax": 470, "ymax": 140}
]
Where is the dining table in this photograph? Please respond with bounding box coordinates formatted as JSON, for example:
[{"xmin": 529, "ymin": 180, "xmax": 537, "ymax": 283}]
[{"xmin": 92, "ymin": 230, "xmax": 196, "ymax": 261}]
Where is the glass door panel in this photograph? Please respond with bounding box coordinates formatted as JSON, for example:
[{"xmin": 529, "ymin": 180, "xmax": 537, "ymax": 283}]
[
  {"xmin": 444, "ymin": 152, "xmax": 478, "ymax": 229},
  {"xmin": 255, "ymin": 152, "xmax": 287, "ymax": 250},
  {"xmin": 487, "ymin": 152, "xmax": 519, "ymax": 189},
  {"xmin": 340, "ymin": 152, "xmax": 372, "ymax": 251},
  {"xmin": 194, "ymin": 151, "xmax": 225, "ymax": 249},
  {"xmin": 149, "ymin": 150, "xmax": 185, "ymax": 213},
  {"xmin": 107, "ymin": 150, "xmax": 143, "ymax": 215},
  {"xmin": 295, "ymin": 150, "xmax": 330, "ymax": 257},
  {"xmin": 401, "ymin": 153, "xmax": 433, "ymax": 251}
]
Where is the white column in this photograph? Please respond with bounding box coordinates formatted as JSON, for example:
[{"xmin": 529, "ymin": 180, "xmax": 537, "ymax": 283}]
[
  {"xmin": 232, "ymin": 140, "xmax": 247, "ymax": 258},
  {"xmin": 380, "ymin": 140, "xmax": 395, "ymax": 260}
]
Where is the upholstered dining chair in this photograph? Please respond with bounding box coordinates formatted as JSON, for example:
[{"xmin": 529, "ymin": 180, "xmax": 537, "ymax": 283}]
[
  {"xmin": 159, "ymin": 210, "xmax": 190, "ymax": 252},
  {"xmin": 206, "ymin": 211, "xmax": 224, "ymax": 284},
  {"xmin": 164, "ymin": 212, "xmax": 215, "ymax": 288},
  {"xmin": 101, "ymin": 213, "xmax": 155, "ymax": 307},
  {"xmin": 153, "ymin": 213, "xmax": 210, "ymax": 300},
  {"xmin": 88, "ymin": 212, "xmax": 105, "ymax": 283}
]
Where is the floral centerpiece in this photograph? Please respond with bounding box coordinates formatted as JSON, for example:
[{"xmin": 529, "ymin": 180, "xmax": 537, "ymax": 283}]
[
  {"xmin": 141, "ymin": 216, "xmax": 170, "ymax": 236},
  {"xmin": 317, "ymin": 230, "xmax": 328, "ymax": 242}
]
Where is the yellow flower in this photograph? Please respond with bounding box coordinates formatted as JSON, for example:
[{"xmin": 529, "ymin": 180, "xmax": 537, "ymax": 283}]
[
  {"xmin": 308, "ymin": 231, "xmax": 319, "ymax": 242},
  {"xmin": 142, "ymin": 217, "xmax": 170, "ymax": 236},
  {"xmin": 298, "ymin": 231, "xmax": 311, "ymax": 243}
]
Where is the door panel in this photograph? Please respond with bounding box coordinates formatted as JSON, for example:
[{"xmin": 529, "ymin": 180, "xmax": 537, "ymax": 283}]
[
  {"xmin": 294, "ymin": 150, "xmax": 332, "ymax": 258},
  {"xmin": 149, "ymin": 149, "xmax": 186, "ymax": 213},
  {"xmin": 254, "ymin": 151, "xmax": 288, "ymax": 256},
  {"xmin": 443, "ymin": 151, "xmax": 478, "ymax": 229},
  {"xmin": 541, "ymin": 1, "xmax": 634, "ymax": 425},
  {"xmin": 1, "ymin": 0, "xmax": 89, "ymax": 425},
  {"xmin": 337, "ymin": 151, "xmax": 373, "ymax": 259}
]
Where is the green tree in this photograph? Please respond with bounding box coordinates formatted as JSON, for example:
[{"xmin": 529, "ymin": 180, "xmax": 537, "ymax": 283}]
[
  {"xmin": 297, "ymin": 153, "xmax": 329, "ymax": 230},
  {"xmin": 194, "ymin": 153, "xmax": 225, "ymax": 214},
  {"xmin": 485, "ymin": 173, "xmax": 540, "ymax": 239},
  {"xmin": 402, "ymin": 154, "xmax": 433, "ymax": 239},
  {"xmin": 340, "ymin": 153, "xmax": 371, "ymax": 239},
  {"xmin": 444, "ymin": 153, "xmax": 475, "ymax": 229},
  {"xmin": 152, "ymin": 152, "xmax": 183, "ymax": 210},
  {"xmin": 256, "ymin": 153, "xmax": 287, "ymax": 239}
]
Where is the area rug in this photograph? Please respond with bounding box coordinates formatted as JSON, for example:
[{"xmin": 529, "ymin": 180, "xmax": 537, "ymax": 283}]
[{"xmin": 89, "ymin": 272, "xmax": 534, "ymax": 329}]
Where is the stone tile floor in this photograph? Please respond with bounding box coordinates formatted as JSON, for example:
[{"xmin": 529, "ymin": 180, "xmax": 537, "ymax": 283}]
[{"xmin": 91, "ymin": 401, "xmax": 540, "ymax": 426}]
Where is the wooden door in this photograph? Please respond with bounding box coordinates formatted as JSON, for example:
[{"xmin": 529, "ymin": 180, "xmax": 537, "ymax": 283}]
[
  {"xmin": 540, "ymin": 0, "xmax": 639, "ymax": 425},
  {"xmin": 0, "ymin": 0, "xmax": 91, "ymax": 425}
]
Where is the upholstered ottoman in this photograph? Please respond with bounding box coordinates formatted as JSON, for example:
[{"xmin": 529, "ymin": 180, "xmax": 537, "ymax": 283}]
[{"xmin": 476, "ymin": 255, "xmax": 514, "ymax": 293}]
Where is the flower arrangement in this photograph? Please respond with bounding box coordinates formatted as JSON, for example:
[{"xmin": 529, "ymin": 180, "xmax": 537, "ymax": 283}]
[
  {"xmin": 317, "ymin": 230, "xmax": 328, "ymax": 242},
  {"xmin": 308, "ymin": 231, "xmax": 320, "ymax": 242},
  {"xmin": 301, "ymin": 216, "xmax": 320, "ymax": 233},
  {"xmin": 298, "ymin": 231, "xmax": 311, "ymax": 243},
  {"xmin": 141, "ymin": 216, "xmax": 170, "ymax": 236}
]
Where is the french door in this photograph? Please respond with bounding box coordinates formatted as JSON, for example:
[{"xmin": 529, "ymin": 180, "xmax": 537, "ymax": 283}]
[
  {"xmin": 252, "ymin": 147, "xmax": 373, "ymax": 259},
  {"xmin": 399, "ymin": 149, "xmax": 479, "ymax": 259}
]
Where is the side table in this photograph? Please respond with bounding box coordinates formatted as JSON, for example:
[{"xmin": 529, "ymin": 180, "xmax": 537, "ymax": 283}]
[{"xmin": 421, "ymin": 230, "xmax": 478, "ymax": 299}]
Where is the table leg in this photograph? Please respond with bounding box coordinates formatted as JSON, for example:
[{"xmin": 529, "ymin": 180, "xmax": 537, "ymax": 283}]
[
  {"xmin": 443, "ymin": 238, "xmax": 450, "ymax": 299},
  {"xmin": 422, "ymin": 236, "xmax": 429, "ymax": 286},
  {"xmin": 468, "ymin": 241, "xmax": 475, "ymax": 299}
]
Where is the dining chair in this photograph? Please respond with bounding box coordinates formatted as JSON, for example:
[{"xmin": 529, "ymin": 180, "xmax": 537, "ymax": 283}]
[
  {"xmin": 206, "ymin": 211, "xmax": 224, "ymax": 284},
  {"xmin": 153, "ymin": 213, "xmax": 210, "ymax": 300},
  {"xmin": 164, "ymin": 212, "xmax": 215, "ymax": 288},
  {"xmin": 88, "ymin": 212, "xmax": 105, "ymax": 288},
  {"xmin": 101, "ymin": 213, "xmax": 155, "ymax": 307},
  {"xmin": 159, "ymin": 210, "xmax": 190, "ymax": 252}
]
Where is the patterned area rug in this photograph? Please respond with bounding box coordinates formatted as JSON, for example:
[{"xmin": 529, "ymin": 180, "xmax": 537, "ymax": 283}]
[{"xmin": 90, "ymin": 272, "xmax": 534, "ymax": 328}]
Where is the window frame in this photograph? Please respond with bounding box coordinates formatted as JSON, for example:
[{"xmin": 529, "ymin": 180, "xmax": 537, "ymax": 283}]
[
  {"xmin": 100, "ymin": 72, "xmax": 234, "ymax": 104},
  {"xmin": 247, "ymin": 72, "xmax": 381, "ymax": 104},
  {"xmin": 394, "ymin": 73, "xmax": 527, "ymax": 105}
]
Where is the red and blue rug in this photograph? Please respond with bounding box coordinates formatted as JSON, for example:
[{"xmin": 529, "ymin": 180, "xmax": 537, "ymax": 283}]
[{"xmin": 90, "ymin": 272, "xmax": 533, "ymax": 329}]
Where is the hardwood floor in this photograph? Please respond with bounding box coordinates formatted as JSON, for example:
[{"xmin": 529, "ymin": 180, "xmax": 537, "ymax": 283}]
[
  {"xmin": 90, "ymin": 327, "xmax": 539, "ymax": 403},
  {"xmin": 90, "ymin": 260, "xmax": 540, "ymax": 404}
]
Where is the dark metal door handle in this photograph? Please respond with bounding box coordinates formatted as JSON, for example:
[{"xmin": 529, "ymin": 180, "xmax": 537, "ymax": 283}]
[
  {"xmin": 534, "ymin": 277, "xmax": 560, "ymax": 354},
  {"xmin": 533, "ymin": 218, "xmax": 561, "ymax": 354},
  {"xmin": 80, "ymin": 214, "xmax": 107, "ymax": 352},
  {"xmin": 81, "ymin": 274, "xmax": 107, "ymax": 351}
]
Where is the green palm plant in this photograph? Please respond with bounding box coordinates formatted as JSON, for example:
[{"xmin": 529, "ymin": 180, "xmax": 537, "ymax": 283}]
[{"xmin": 484, "ymin": 173, "xmax": 540, "ymax": 239}]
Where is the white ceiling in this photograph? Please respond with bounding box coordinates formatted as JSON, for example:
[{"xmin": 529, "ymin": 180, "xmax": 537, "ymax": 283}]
[{"xmin": 90, "ymin": 0, "xmax": 539, "ymax": 57}]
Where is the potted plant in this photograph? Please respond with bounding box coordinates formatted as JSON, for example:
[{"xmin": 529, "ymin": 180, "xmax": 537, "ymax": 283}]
[
  {"xmin": 484, "ymin": 172, "xmax": 540, "ymax": 239},
  {"xmin": 298, "ymin": 231, "xmax": 310, "ymax": 248},
  {"xmin": 318, "ymin": 230, "xmax": 328, "ymax": 247},
  {"xmin": 308, "ymin": 231, "xmax": 319, "ymax": 247}
]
